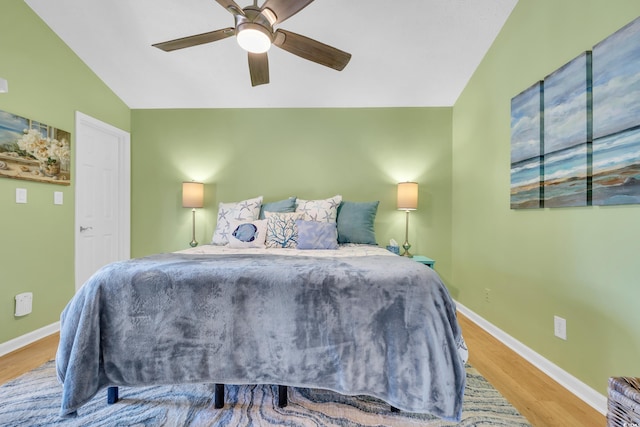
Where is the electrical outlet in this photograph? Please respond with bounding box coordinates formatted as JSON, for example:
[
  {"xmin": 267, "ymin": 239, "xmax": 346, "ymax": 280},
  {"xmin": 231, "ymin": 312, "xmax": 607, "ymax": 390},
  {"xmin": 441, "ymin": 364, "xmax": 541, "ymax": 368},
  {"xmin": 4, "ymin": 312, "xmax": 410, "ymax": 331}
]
[
  {"xmin": 554, "ymin": 315, "xmax": 567, "ymax": 340},
  {"xmin": 484, "ymin": 288, "xmax": 491, "ymax": 303},
  {"xmin": 15, "ymin": 292, "xmax": 33, "ymax": 316}
]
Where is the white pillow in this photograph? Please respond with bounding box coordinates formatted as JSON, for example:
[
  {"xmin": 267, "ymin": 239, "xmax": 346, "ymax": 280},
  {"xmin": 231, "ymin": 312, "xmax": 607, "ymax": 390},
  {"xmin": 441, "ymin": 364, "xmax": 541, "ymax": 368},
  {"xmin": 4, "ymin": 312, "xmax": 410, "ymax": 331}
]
[
  {"xmin": 211, "ymin": 196, "xmax": 263, "ymax": 245},
  {"xmin": 295, "ymin": 195, "xmax": 342, "ymax": 222},
  {"xmin": 228, "ymin": 219, "xmax": 268, "ymax": 248}
]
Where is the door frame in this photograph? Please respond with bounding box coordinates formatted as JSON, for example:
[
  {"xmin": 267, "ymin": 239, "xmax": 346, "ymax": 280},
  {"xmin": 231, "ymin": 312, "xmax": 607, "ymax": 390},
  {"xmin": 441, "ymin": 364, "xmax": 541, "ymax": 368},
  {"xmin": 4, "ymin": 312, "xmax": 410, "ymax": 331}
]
[{"xmin": 74, "ymin": 111, "xmax": 131, "ymax": 291}]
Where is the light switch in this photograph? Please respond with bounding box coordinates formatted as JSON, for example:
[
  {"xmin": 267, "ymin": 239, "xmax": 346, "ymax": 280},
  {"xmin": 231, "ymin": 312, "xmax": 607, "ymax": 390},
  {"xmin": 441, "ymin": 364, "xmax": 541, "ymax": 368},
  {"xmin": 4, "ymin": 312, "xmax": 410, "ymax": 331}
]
[
  {"xmin": 54, "ymin": 191, "xmax": 63, "ymax": 205},
  {"xmin": 16, "ymin": 188, "xmax": 27, "ymax": 204}
]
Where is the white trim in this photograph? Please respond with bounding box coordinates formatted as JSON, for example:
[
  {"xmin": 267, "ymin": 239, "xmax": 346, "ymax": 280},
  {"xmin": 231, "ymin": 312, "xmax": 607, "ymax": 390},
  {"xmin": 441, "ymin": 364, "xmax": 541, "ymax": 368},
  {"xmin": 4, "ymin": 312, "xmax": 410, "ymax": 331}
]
[
  {"xmin": 0, "ymin": 322, "xmax": 60, "ymax": 357},
  {"xmin": 456, "ymin": 302, "xmax": 607, "ymax": 415}
]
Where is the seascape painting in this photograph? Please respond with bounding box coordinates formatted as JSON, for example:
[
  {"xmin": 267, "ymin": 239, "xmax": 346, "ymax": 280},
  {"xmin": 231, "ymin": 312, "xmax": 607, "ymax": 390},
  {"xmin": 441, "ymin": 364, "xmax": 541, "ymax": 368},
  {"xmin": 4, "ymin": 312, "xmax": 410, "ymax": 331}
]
[
  {"xmin": 542, "ymin": 52, "xmax": 591, "ymax": 208},
  {"xmin": 510, "ymin": 82, "xmax": 543, "ymax": 209},
  {"xmin": 510, "ymin": 16, "xmax": 640, "ymax": 209},
  {"xmin": 592, "ymin": 16, "xmax": 640, "ymax": 205},
  {"xmin": 0, "ymin": 110, "xmax": 70, "ymax": 185}
]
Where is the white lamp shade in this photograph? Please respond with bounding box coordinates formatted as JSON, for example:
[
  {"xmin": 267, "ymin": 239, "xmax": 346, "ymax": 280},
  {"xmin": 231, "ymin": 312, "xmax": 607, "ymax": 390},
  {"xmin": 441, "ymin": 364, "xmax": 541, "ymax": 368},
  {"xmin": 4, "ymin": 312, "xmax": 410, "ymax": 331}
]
[
  {"xmin": 182, "ymin": 182, "xmax": 204, "ymax": 208},
  {"xmin": 0, "ymin": 78, "xmax": 7, "ymax": 93},
  {"xmin": 397, "ymin": 182, "xmax": 418, "ymax": 210}
]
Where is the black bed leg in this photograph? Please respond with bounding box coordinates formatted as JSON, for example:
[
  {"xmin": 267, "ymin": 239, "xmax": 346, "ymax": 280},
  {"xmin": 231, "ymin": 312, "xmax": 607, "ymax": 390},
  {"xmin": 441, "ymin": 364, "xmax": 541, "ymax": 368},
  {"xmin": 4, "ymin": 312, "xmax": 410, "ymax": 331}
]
[
  {"xmin": 277, "ymin": 385, "xmax": 288, "ymax": 407},
  {"xmin": 107, "ymin": 386, "xmax": 119, "ymax": 404},
  {"xmin": 214, "ymin": 383, "xmax": 225, "ymax": 409},
  {"xmin": 390, "ymin": 405, "xmax": 400, "ymax": 412}
]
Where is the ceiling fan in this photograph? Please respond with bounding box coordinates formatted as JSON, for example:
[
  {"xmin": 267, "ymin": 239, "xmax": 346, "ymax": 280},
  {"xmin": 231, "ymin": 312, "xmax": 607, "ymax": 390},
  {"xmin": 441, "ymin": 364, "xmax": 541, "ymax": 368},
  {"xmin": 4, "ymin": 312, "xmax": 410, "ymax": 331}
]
[{"xmin": 152, "ymin": 0, "xmax": 352, "ymax": 86}]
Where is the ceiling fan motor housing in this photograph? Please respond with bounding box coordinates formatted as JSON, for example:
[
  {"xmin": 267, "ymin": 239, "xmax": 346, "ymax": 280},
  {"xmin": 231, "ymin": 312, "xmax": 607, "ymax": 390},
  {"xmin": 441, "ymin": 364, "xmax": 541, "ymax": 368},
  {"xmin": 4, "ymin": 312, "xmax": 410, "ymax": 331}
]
[{"xmin": 234, "ymin": 6, "xmax": 275, "ymax": 44}]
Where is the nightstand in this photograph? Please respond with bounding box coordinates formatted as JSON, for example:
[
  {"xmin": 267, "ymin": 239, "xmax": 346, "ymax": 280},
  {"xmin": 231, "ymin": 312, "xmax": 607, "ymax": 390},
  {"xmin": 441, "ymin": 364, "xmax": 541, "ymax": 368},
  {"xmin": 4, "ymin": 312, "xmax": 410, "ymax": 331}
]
[{"xmin": 412, "ymin": 255, "xmax": 435, "ymax": 269}]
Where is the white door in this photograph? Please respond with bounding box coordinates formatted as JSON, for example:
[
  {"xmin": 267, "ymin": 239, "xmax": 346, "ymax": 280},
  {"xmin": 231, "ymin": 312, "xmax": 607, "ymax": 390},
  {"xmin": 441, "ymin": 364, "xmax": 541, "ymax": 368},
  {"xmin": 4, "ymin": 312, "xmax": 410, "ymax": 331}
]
[{"xmin": 75, "ymin": 111, "xmax": 130, "ymax": 291}]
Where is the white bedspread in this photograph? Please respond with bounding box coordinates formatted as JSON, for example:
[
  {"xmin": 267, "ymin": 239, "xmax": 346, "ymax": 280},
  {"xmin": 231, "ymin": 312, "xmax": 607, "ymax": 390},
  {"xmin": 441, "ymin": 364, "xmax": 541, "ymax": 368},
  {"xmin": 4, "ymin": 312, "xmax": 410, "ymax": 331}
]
[{"xmin": 177, "ymin": 243, "xmax": 397, "ymax": 258}]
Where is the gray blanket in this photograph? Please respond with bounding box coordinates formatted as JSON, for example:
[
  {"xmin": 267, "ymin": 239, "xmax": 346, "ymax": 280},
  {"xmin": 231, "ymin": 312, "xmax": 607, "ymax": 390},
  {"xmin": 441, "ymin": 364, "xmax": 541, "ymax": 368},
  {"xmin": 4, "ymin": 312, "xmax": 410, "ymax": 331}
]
[{"xmin": 56, "ymin": 253, "xmax": 466, "ymax": 421}]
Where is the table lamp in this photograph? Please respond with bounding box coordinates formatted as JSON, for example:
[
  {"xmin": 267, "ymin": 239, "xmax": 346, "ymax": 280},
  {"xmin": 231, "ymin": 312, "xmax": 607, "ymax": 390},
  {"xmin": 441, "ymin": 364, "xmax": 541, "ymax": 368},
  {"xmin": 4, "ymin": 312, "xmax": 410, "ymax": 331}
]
[
  {"xmin": 397, "ymin": 182, "xmax": 418, "ymax": 257},
  {"xmin": 182, "ymin": 181, "xmax": 204, "ymax": 247}
]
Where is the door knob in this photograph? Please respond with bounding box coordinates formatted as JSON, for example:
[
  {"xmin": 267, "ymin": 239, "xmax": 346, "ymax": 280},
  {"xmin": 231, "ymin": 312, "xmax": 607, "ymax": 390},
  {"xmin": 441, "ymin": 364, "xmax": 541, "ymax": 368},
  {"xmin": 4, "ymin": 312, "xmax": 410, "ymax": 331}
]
[{"xmin": 80, "ymin": 226, "xmax": 93, "ymax": 232}]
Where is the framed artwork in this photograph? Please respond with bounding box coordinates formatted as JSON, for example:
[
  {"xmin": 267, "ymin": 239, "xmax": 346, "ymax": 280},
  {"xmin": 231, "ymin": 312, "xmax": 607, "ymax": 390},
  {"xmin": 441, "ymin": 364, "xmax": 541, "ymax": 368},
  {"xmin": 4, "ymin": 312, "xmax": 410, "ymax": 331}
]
[
  {"xmin": 511, "ymin": 81, "xmax": 543, "ymax": 209},
  {"xmin": 0, "ymin": 109, "xmax": 71, "ymax": 185},
  {"xmin": 592, "ymin": 16, "xmax": 640, "ymax": 205},
  {"xmin": 542, "ymin": 51, "xmax": 591, "ymax": 208}
]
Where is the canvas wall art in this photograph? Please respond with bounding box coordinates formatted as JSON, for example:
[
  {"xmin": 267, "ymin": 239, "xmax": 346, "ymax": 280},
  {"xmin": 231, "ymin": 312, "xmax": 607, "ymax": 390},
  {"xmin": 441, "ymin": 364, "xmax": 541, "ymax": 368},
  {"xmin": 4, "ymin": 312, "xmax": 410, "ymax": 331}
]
[
  {"xmin": 511, "ymin": 81, "xmax": 543, "ymax": 209},
  {"xmin": 543, "ymin": 51, "xmax": 591, "ymax": 208},
  {"xmin": 0, "ymin": 110, "xmax": 71, "ymax": 185},
  {"xmin": 510, "ymin": 16, "xmax": 640, "ymax": 209},
  {"xmin": 592, "ymin": 16, "xmax": 640, "ymax": 205}
]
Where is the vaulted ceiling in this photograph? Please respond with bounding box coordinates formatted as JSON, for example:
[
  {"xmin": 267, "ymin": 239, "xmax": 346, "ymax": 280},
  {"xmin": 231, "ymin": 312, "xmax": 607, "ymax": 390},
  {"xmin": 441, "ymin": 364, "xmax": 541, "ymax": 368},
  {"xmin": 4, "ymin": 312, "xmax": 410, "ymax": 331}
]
[{"xmin": 25, "ymin": 0, "xmax": 518, "ymax": 109}]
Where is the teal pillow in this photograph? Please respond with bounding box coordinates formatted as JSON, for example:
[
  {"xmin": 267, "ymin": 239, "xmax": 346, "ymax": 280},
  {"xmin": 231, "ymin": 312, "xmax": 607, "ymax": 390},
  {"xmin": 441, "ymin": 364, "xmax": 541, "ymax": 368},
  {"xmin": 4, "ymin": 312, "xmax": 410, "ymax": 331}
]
[
  {"xmin": 336, "ymin": 201, "xmax": 379, "ymax": 245},
  {"xmin": 259, "ymin": 197, "xmax": 297, "ymax": 219},
  {"xmin": 296, "ymin": 220, "xmax": 339, "ymax": 250}
]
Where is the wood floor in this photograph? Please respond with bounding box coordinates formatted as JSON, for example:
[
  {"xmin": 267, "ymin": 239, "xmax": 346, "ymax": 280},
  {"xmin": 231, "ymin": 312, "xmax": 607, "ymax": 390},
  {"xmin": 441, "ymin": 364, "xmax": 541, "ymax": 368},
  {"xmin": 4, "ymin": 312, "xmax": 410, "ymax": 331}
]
[
  {"xmin": 0, "ymin": 314, "xmax": 605, "ymax": 426},
  {"xmin": 0, "ymin": 332, "xmax": 59, "ymax": 385},
  {"xmin": 458, "ymin": 315, "xmax": 605, "ymax": 426}
]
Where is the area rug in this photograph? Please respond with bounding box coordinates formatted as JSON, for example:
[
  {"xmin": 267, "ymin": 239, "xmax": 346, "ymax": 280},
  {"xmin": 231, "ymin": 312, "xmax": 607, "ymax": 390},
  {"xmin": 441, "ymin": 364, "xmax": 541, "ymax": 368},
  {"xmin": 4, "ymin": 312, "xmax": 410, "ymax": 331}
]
[{"xmin": 0, "ymin": 362, "xmax": 530, "ymax": 426}]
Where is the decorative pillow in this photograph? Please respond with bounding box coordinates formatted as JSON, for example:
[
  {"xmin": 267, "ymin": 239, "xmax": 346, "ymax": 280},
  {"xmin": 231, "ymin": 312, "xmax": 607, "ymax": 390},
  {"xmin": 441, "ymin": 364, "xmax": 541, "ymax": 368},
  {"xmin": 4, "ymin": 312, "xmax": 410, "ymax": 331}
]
[
  {"xmin": 295, "ymin": 195, "xmax": 342, "ymax": 222},
  {"xmin": 211, "ymin": 196, "xmax": 263, "ymax": 245},
  {"xmin": 296, "ymin": 220, "xmax": 339, "ymax": 250},
  {"xmin": 228, "ymin": 219, "xmax": 268, "ymax": 248},
  {"xmin": 337, "ymin": 200, "xmax": 379, "ymax": 245},
  {"xmin": 265, "ymin": 212, "xmax": 303, "ymax": 249},
  {"xmin": 259, "ymin": 196, "xmax": 297, "ymax": 219}
]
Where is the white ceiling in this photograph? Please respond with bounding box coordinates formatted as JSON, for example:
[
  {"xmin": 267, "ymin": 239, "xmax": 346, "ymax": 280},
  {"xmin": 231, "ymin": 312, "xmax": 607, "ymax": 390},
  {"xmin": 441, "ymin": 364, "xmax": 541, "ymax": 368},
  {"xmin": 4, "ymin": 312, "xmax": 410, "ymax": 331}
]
[{"xmin": 25, "ymin": 0, "xmax": 517, "ymax": 109}]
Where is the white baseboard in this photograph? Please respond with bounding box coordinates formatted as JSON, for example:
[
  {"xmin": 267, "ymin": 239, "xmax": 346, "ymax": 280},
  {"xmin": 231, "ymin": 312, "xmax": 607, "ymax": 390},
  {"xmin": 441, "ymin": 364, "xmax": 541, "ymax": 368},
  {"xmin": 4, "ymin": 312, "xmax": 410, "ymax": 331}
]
[
  {"xmin": 455, "ymin": 302, "xmax": 607, "ymax": 416},
  {"xmin": 0, "ymin": 322, "xmax": 60, "ymax": 358}
]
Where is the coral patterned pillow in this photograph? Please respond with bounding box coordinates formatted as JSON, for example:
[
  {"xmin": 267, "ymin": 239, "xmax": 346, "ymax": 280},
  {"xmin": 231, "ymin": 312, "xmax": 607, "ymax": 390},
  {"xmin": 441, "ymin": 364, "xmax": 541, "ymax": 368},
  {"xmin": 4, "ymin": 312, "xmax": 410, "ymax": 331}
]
[{"xmin": 265, "ymin": 212, "xmax": 304, "ymax": 249}]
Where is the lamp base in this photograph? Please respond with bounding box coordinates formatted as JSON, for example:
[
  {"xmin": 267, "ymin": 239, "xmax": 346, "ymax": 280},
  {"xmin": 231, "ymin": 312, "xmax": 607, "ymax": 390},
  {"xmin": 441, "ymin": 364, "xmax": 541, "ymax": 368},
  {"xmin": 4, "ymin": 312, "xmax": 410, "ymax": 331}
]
[
  {"xmin": 401, "ymin": 242, "xmax": 412, "ymax": 258},
  {"xmin": 189, "ymin": 208, "xmax": 198, "ymax": 247},
  {"xmin": 401, "ymin": 210, "xmax": 413, "ymax": 257}
]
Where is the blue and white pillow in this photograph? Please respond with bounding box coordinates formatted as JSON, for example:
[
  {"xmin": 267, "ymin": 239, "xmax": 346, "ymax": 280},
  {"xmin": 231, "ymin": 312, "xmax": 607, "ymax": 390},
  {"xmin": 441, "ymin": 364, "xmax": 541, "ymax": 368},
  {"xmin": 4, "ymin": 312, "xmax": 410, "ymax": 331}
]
[
  {"xmin": 211, "ymin": 196, "xmax": 263, "ymax": 245},
  {"xmin": 228, "ymin": 219, "xmax": 268, "ymax": 248},
  {"xmin": 296, "ymin": 220, "xmax": 339, "ymax": 250},
  {"xmin": 265, "ymin": 212, "xmax": 303, "ymax": 248},
  {"xmin": 295, "ymin": 195, "xmax": 342, "ymax": 222}
]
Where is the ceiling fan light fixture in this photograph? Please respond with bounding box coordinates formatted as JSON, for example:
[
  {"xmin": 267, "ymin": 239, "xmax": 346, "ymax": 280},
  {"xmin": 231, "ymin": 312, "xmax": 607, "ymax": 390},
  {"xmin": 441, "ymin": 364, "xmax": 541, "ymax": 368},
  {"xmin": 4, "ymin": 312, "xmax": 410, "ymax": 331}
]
[
  {"xmin": 237, "ymin": 26, "xmax": 272, "ymax": 53},
  {"xmin": 152, "ymin": 0, "xmax": 351, "ymax": 86}
]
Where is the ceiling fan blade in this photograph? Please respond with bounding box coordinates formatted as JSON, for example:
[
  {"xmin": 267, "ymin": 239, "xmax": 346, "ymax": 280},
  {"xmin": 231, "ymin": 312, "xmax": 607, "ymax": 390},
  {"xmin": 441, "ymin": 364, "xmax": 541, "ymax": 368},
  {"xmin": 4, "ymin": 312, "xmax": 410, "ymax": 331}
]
[
  {"xmin": 261, "ymin": 0, "xmax": 314, "ymax": 24},
  {"xmin": 273, "ymin": 29, "xmax": 351, "ymax": 71},
  {"xmin": 248, "ymin": 52, "xmax": 270, "ymax": 86},
  {"xmin": 215, "ymin": 0, "xmax": 245, "ymax": 16},
  {"xmin": 153, "ymin": 28, "xmax": 235, "ymax": 52}
]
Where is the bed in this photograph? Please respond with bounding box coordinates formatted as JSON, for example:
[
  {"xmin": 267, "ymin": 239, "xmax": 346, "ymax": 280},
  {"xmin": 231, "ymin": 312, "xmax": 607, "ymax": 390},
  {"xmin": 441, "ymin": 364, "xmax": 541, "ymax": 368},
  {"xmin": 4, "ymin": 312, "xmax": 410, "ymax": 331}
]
[
  {"xmin": 56, "ymin": 245, "xmax": 466, "ymax": 420},
  {"xmin": 56, "ymin": 197, "xmax": 467, "ymax": 421}
]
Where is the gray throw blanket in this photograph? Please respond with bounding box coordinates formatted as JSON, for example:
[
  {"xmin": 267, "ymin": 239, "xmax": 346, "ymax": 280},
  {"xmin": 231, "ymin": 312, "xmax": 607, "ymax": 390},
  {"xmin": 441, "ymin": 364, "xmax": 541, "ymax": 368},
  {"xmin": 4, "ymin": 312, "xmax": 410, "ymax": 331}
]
[{"xmin": 56, "ymin": 253, "xmax": 466, "ymax": 421}]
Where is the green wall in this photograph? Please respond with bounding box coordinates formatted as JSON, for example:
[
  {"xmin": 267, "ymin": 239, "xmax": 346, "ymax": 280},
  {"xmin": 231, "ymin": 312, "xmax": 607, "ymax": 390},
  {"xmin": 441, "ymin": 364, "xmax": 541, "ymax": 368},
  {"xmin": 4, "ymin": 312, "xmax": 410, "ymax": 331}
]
[
  {"xmin": 131, "ymin": 107, "xmax": 453, "ymax": 283},
  {"xmin": 0, "ymin": 0, "xmax": 130, "ymax": 343},
  {"xmin": 452, "ymin": 0, "xmax": 640, "ymax": 395}
]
